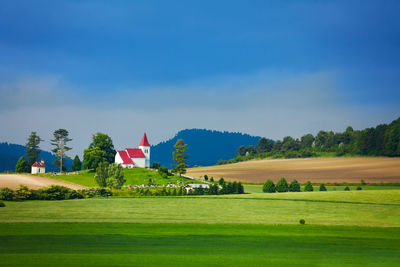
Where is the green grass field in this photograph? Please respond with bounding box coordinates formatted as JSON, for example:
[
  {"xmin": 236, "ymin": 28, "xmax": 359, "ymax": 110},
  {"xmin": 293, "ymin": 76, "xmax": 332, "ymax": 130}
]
[
  {"xmin": 37, "ymin": 168, "xmax": 203, "ymax": 187},
  {"xmin": 1, "ymin": 189, "xmax": 399, "ymax": 265},
  {"xmin": 1, "ymin": 223, "xmax": 399, "ymax": 266}
]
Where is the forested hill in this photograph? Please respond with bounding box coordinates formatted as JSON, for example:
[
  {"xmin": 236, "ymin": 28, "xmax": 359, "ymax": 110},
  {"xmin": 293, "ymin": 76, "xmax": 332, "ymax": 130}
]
[
  {"xmin": 151, "ymin": 129, "xmax": 260, "ymax": 167},
  {"xmin": 218, "ymin": 117, "xmax": 400, "ymax": 165},
  {"xmin": 0, "ymin": 142, "xmax": 73, "ymax": 172}
]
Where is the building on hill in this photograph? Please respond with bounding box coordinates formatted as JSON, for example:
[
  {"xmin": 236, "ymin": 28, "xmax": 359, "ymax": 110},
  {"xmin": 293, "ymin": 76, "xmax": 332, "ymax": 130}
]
[
  {"xmin": 31, "ymin": 158, "xmax": 45, "ymax": 174},
  {"xmin": 115, "ymin": 133, "xmax": 151, "ymax": 168}
]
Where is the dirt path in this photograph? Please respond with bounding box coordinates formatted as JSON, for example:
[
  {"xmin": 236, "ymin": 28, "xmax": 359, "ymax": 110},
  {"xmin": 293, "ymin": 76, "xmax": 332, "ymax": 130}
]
[{"xmin": 0, "ymin": 174, "xmax": 88, "ymax": 190}]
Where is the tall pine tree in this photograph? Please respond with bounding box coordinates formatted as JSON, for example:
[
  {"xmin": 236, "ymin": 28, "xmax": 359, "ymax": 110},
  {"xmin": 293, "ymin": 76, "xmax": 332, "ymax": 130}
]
[
  {"xmin": 51, "ymin": 129, "xmax": 72, "ymax": 173},
  {"xmin": 172, "ymin": 139, "xmax": 189, "ymax": 177},
  {"xmin": 25, "ymin": 131, "xmax": 43, "ymax": 166}
]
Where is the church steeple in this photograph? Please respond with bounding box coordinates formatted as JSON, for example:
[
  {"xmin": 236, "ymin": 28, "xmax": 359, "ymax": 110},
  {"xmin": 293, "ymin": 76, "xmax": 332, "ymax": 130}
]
[{"xmin": 139, "ymin": 133, "xmax": 150, "ymax": 147}]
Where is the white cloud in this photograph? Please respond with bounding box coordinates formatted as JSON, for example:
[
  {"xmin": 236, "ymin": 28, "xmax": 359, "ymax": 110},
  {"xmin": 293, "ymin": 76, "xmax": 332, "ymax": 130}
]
[{"xmin": 0, "ymin": 70, "xmax": 398, "ymax": 158}]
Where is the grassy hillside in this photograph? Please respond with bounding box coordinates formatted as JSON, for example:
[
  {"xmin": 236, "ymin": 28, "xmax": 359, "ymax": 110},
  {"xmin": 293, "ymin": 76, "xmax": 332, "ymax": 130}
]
[
  {"xmin": 186, "ymin": 157, "xmax": 400, "ymax": 183},
  {"xmin": 37, "ymin": 168, "xmax": 203, "ymax": 187},
  {"xmin": 2, "ymin": 190, "xmax": 399, "ymax": 226}
]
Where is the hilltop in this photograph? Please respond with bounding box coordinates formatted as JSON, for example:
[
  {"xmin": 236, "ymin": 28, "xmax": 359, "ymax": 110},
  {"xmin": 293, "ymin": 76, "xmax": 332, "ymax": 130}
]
[{"xmin": 151, "ymin": 129, "xmax": 260, "ymax": 167}]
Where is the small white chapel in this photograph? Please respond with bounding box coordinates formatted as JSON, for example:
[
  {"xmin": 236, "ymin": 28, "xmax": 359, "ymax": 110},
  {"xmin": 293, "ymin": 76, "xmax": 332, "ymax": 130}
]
[{"xmin": 115, "ymin": 133, "xmax": 151, "ymax": 168}]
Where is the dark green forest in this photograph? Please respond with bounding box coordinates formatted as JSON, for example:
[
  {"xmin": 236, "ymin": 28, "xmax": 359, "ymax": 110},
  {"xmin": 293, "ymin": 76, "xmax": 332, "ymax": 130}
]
[{"xmin": 218, "ymin": 117, "xmax": 400, "ymax": 165}]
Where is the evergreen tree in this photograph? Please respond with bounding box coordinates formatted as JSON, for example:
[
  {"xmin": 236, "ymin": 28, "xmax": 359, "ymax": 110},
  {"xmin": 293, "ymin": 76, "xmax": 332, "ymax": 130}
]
[
  {"xmin": 289, "ymin": 180, "xmax": 301, "ymax": 192},
  {"xmin": 263, "ymin": 179, "xmax": 276, "ymax": 193},
  {"xmin": 238, "ymin": 182, "xmax": 245, "ymax": 194},
  {"xmin": 257, "ymin": 138, "xmax": 274, "ymax": 153},
  {"xmin": 218, "ymin": 177, "xmax": 225, "ymax": 185},
  {"xmin": 172, "ymin": 139, "xmax": 189, "ymax": 177},
  {"xmin": 51, "ymin": 129, "xmax": 72, "ymax": 173},
  {"xmin": 25, "ymin": 131, "xmax": 43, "ymax": 166},
  {"xmin": 319, "ymin": 184, "xmax": 327, "ymax": 191},
  {"xmin": 72, "ymin": 155, "xmax": 82, "ymax": 171},
  {"xmin": 275, "ymin": 177, "xmax": 289, "ymax": 192},
  {"xmin": 15, "ymin": 156, "xmax": 30, "ymax": 173},
  {"xmin": 304, "ymin": 181, "xmax": 314, "ymax": 192}
]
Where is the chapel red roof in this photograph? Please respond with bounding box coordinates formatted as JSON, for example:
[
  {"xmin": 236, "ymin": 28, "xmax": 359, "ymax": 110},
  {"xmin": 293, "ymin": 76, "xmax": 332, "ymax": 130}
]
[
  {"xmin": 32, "ymin": 161, "xmax": 45, "ymax": 167},
  {"xmin": 126, "ymin": 148, "xmax": 146, "ymax": 158},
  {"xmin": 139, "ymin": 133, "xmax": 150, "ymax": 147},
  {"xmin": 117, "ymin": 151, "xmax": 135, "ymax": 165}
]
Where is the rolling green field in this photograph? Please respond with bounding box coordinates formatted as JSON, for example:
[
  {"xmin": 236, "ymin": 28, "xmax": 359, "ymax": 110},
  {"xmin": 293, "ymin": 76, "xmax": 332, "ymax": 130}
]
[
  {"xmin": 37, "ymin": 168, "xmax": 203, "ymax": 187},
  {"xmin": 1, "ymin": 190, "xmax": 399, "ymax": 265},
  {"xmin": 1, "ymin": 223, "xmax": 399, "ymax": 266}
]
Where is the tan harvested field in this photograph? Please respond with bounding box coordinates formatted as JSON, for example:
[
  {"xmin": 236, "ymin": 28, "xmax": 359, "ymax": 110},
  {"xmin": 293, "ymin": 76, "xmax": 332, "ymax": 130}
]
[
  {"xmin": 186, "ymin": 157, "xmax": 400, "ymax": 183},
  {"xmin": 0, "ymin": 174, "xmax": 87, "ymax": 190}
]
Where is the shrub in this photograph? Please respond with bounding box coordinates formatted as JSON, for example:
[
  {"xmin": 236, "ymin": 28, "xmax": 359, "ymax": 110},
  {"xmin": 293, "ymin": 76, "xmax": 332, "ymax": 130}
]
[
  {"xmin": 319, "ymin": 184, "xmax": 327, "ymax": 191},
  {"xmin": 299, "ymin": 219, "xmax": 305, "ymax": 225},
  {"xmin": 107, "ymin": 163, "xmax": 126, "ymax": 189},
  {"xmin": 304, "ymin": 181, "xmax": 314, "ymax": 192},
  {"xmin": 158, "ymin": 166, "xmax": 169, "ymax": 176},
  {"xmin": 204, "ymin": 175, "xmax": 208, "ymax": 181},
  {"xmin": 0, "ymin": 187, "xmax": 14, "ymax": 201},
  {"xmin": 218, "ymin": 178, "xmax": 225, "ymax": 185},
  {"xmin": 15, "ymin": 156, "xmax": 30, "ymax": 173},
  {"xmin": 95, "ymin": 162, "xmax": 109, "ymax": 187},
  {"xmin": 0, "ymin": 202, "xmax": 5, "ymax": 207},
  {"xmin": 276, "ymin": 177, "xmax": 289, "ymax": 192},
  {"xmin": 37, "ymin": 185, "xmax": 72, "ymax": 200},
  {"xmin": 289, "ymin": 180, "xmax": 301, "ymax": 192},
  {"xmin": 263, "ymin": 179, "xmax": 276, "ymax": 193},
  {"xmin": 15, "ymin": 185, "xmax": 32, "ymax": 200},
  {"xmin": 344, "ymin": 186, "xmax": 350, "ymax": 191},
  {"xmin": 356, "ymin": 186, "xmax": 362, "ymax": 190}
]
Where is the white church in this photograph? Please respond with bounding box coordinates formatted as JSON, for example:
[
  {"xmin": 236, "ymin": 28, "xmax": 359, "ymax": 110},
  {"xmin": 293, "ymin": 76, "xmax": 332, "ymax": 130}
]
[{"xmin": 115, "ymin": 133, "xmax": 151, "ymax": 168}]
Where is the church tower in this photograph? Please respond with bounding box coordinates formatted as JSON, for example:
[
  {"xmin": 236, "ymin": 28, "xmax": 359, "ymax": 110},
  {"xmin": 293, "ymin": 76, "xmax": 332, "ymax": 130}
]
[{"xmin": 139, "ymin": 133, "xmax": 151, "ymax": 168}]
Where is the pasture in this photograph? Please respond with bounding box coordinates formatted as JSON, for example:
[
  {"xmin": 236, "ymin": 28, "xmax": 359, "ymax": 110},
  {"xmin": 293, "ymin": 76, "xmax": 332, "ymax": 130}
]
[
  {"xmin": 1, "ymin": 182, "xmax": 399, "ymax": 265},
  {"xmin": 1, "ymin": 223, "xmax": 399, "ymax": 266},
  {"xmin": 34, "ymin": 168, "xmax": 202, "ymax": 188},
  {"xmin": 186, "ymin": 157, "xmax": 400, "ymax": 183}
]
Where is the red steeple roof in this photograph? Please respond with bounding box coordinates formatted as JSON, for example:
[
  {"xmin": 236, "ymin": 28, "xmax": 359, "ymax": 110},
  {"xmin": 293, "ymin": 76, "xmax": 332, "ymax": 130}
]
[{"xmin": 139, "ymin": 133, "xmax": 150, "ymax": 146}]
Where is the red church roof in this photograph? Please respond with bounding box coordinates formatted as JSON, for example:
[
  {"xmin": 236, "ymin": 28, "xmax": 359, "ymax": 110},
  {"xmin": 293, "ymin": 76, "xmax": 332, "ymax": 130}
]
[
  {"xmin": 126, "ymin": 148, "xmax": 146, "ymax": 158},
  {"xmin": 139, "ymin": 133, "xmax": 150, "ymax": 147},
  {"xmin": 32, "ymin": 161, "xmax": 45, "ymax": 167},
  {"xmin": 117, "ymin": 151, "xmax": 135, "ymax": 165}
]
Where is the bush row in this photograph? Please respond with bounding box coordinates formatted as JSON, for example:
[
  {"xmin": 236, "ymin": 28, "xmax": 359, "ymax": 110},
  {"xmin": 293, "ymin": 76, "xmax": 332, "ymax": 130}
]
[
  {"xmin": 263, "ymin": 178, "xmax": 363, "ymax": 193},
  {"xmin": 0, "ymin": 185, "xmax": 112, "ymax": 201}
]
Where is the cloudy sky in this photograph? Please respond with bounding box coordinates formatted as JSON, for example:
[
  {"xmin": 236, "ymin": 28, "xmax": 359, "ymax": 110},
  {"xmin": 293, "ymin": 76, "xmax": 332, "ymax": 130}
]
[{"xmin": 1, "ymin": 0, "xmax": 399, "ymax": 157}]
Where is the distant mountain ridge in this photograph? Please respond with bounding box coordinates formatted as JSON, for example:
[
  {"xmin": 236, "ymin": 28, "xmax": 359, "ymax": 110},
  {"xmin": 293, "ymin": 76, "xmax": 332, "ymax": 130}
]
[
  {"xmin": 151, "ymin": 129, "xmax": 260, "ymax": 167},
  {"xmin": 0, "ymin": 142, "xmax": 72, "ymax": 172}
]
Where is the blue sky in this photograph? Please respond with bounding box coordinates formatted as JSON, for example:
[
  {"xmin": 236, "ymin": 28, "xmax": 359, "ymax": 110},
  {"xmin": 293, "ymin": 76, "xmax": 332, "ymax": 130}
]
[{"xmin": 0, "ymin": 0, "xmax": 399, "ymax": 157}]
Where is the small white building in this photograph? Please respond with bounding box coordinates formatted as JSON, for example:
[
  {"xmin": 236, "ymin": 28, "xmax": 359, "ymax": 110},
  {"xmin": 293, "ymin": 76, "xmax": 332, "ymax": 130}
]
[
  {"xmin": 31, "ymin": 158, "xmax": 46, "ymax": 174},
  {"xmin": 115, "ymin": 133, "xmax": 151, "ymax": 168}
]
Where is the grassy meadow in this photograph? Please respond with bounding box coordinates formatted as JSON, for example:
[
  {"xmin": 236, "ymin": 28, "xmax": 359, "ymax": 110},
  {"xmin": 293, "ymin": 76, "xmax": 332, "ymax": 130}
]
[
  {"xmin": 36, "ymin": 168, "xmax": 202, "ymax": 187},
  {"xmin": 1, "ymin": 189, "xmax": 400, "ymax": 266}
]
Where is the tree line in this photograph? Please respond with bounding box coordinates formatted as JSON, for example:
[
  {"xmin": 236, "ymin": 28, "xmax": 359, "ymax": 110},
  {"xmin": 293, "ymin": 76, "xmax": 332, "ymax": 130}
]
[{"xmin": 218, "ymin": 117, "xmax": 400, "ymax": 165}]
